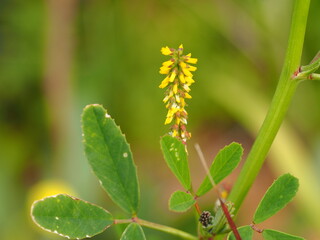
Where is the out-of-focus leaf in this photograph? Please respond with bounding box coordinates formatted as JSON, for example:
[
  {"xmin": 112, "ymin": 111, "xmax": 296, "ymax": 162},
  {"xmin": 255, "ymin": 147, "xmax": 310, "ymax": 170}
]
[
  {"xmin": 31, "ymin": 194, "xmax": 113, "ymax": 239},
  {"xmin": 262, "ymin": 229, "xmax": 305, "ymax": 240}
]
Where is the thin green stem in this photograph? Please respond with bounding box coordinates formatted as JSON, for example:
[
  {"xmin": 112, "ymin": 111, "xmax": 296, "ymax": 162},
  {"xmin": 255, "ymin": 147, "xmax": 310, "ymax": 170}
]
[
  {"xmin": 228, "ymin": 0, "xmax": 310, "ymax": 212},
  {"xmin": 114, "ymin": 218, "xmax": 198, "ymax": 240},
  {"xmin": 137, "ymin": 219, "xmax": 198, "ymax": 240}
]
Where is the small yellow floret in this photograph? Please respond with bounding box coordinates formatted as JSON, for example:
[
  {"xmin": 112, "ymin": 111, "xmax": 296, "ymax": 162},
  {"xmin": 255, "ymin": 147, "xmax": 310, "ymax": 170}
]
[
  {"xmin": 185, "ymin": 92, "xmax": 192, "ymax": 99},
  {"xmin": 179, "ymin": 73, "xmax": 186, "ymax": 83},
  {"xmin": 186, "ymin": 54, "xmax": 198, "ymax": 64},
  {"xmin": 161, "ymin": 46, "xmax": 172, "ymax": 55},
  {"xmin": 169, "ymin": 71, "xmax": 177, "ymax": 82},
  {"xmin": 185, "ymin": 76, "xmax": 195, "ymax": 85},
  {"xmin": 188, "ymin": 65, "xmax": 197, "ymax": 72},
  {"xmin": 183, "ymin": 84, "xmax": 191, "ymax": 92},
  {"xmin": 159, "ymin": 65, "xmax": 171, "ymax": 74},
  {"xmin": 159, "ymin": 76, "xmax": 170, "ymax": 88},
  {"xmin": 165, "ymin": 116, "xmax": 173, "ymax": 125},
  {"xmin": 162, "ymin": 60, "xmax": 174, "ymax": 67},
  {"xmin": 173, "ymin": 83, "xmax": 178, "ymax": 94}
]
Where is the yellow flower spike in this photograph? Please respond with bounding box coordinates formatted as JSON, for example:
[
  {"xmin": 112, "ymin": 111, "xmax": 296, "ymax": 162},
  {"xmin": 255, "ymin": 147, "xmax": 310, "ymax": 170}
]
[
  {"xmin": 159, "ymin": 44, "xmax": 197, "ymax": 142},
  {"xmin": 159, "ymin": 76, "xmax": 170, "ymax": 88},
  {"xmin": 173, "ymin": 83, "xmax": 178, "ymax": 94},
  {"xmin": 161, "ymin": 46, "xmax": 173, "ymax": 55},
  {"xmin": 169, "ymin": 70, "xmax": 177, "ymax": 82},
  {"xmin": 179, "ymin": 72, "xmax": 186, "ymax": 83}
]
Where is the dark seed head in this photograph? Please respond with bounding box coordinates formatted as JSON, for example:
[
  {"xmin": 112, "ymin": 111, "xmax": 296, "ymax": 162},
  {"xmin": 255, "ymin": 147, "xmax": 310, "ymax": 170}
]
[{"xmin": 199, "ymin": 211, "xmax": 212, "ymax": 227}]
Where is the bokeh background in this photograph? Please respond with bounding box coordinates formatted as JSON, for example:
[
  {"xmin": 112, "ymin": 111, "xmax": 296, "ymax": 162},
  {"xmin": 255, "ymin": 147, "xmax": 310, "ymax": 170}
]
[{"xmin": 1, "ymin": 0, "xmax": 320, "ymax": 239}]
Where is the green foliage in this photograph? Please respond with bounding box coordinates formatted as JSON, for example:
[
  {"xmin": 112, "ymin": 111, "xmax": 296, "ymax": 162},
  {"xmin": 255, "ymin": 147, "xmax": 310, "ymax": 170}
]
[
  {"xmin": 120, "ymin": 223, "xmax": 146, "ymax": 240},
  {"xmin": 196, "ymin": 142, "xmax": 243, "ymax": 196},
  {"xmin": 168, "ymin": 191, "xmax": 195, "ymax": 212},
  {"xmin": 31, "ymin": 194, "xmax": 113, "ymax": 239},
  {"xmin": 160, "ymin": 136, "xmax": 192, "ymax": 190},
  {"xmin": 262, "ymin": 229, "xmax": 305, "ymax": 240},
  {"xmin": 210, "ymin": 202, "xmax": 234, "ymax": 234},
  {"xmin": 82, "ymin": 104, "xmax": 140, "ymax": 215},
  {"xmin": 227, "ymin": 226, "xmax": 253, "ymax": 240},
  {"xmin": 253, "ymin": 174, "xmax": 299, "ymax": 224}
]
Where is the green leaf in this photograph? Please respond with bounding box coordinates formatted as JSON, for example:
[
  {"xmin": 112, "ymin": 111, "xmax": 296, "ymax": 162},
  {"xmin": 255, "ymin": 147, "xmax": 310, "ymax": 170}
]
[
  {"xmin": 82, "ymin": 104, "xmax": 140, "ymax": 215},
  {"xmin": 227, "ymin": 226, "xmax": 253, "ymax": 240},
  {"xmin": 262, "ymin": 229, "xmax": 305, "ymax": 240},
  {"xmin": 31, "ymin": 194, "xmax": 113, "ymax": 239},
  {"xmin": 160, "ymin": 136, "xmax": 191, "ymax": 190},
  {"xmin": 169, "ymin": 190, "xmax": 196, "ymax": 212},
  {"xmin": 196, "ymin": 142, "xmax": 243, "ymax": 196},
  {"xmin": 120, "ymin": 223, "xmax": 146, "ymax": 240},
  {"xmin": 253, "ymin": 173, "xmax": 299, "ymax": 224}
]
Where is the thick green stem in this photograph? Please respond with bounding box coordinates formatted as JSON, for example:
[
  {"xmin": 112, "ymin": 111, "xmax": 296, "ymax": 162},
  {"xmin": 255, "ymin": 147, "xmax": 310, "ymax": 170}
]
[
  {"xmin": 114, "ymin": 218, "xmax": 198, "ymax": 240},
  {"xmin": 228, "ymin": 0, "xmax": 310, "ymax": 211}
]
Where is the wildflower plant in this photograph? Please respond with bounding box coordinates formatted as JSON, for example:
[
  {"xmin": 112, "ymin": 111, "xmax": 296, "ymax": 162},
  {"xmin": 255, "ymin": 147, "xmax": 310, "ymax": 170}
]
[{"xmin": 30, "ymin": 0, "xmax": 319, "ymax": 239}]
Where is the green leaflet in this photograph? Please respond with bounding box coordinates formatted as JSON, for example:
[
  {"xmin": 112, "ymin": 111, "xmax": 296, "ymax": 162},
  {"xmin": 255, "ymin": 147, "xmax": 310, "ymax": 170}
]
[
  {"xmin": 82, "ymin": 104, "xmax": 140, "ymax": 215},
  {"xmin": 31, "ymin": 194, "xmax": 113, "ymax": 239},
  {"xmin": 120, "ymin": 223, "xmax": 146, "ymax": 240},
  {"xmin": 169, "ymin": 190, "xmax": 195, "ymax": 212},
  {"xmin": 253, "ymin": 174, "xmax": 299, "ymax": 224},
  {"xmin": 227, "ymin": 226, "xmax": 253, "ymax": 240},
  {"xmin": 197, "ymin": 142, "xmax": 243, "ymax": 196},
  {"xmin": 160, "ymin": 136, "xmax": 192, "ymax": 190},
  {"xmin": 262, "ymin": 229, "xmax": 305, "ymax": 240}
]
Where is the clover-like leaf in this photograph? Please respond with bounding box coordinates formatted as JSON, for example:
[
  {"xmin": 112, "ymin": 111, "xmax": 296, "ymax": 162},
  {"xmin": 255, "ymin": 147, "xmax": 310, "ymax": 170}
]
[
  {"xmin": 253, "ymin": 173, "xmax": 299, "ymax": 224},
  {"xmin": 120, "ymin": 223, "xmax": 146, "ymax": 240},
  {"xmin": 197, "ymin": 142, "xmax": 243, "ymax": 196},
  {"xmin": 31, "ymin": 194, "xmax": 113, "ymax": 239},
  {"xmin": 160, "ymin": 136, "xmax": 192, "ymax": 190},
  {"xmin": 169, "ymin": 190, "xmax": 195, "ymax": 212},
  {"xmin": 262, "ymin": 229, "xmax": 305, "ymax": 240},
  {"xmin": 82, "ymin": 104, "xmax": 140, "ymax": 215},
  {"xmin": 227, "ymin": 226, "xmax": 253, "ymax": 240}
]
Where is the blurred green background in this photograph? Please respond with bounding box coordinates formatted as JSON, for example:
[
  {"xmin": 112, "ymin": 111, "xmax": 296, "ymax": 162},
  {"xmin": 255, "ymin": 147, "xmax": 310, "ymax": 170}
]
[{"xmin": 1, "ymin": 0, "xmax": 320, "ymax": 239}]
